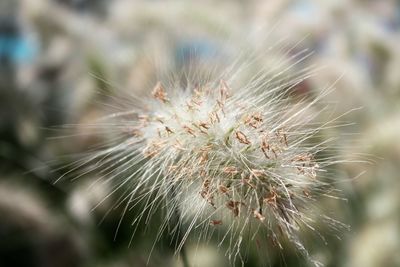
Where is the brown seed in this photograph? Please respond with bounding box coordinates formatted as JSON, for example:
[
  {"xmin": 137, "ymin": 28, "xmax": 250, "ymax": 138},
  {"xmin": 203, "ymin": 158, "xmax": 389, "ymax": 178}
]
[
  {"xmin": 183, "ymin": 125, "xmax": 196, "ymax": 137},
  {"xmin": 262, "ymin": 143, "xmax": 269, "ymax": 151},
  {"xmin": 199, "ymin": 151, "xmax": 208, "ymax": 165},
  {"xmin": 210, "ymin": 220, "xmax": 223, "ymax": 226},
  {"xmin": 200, "ymin": 181, "xmax": 216, "ymax": 209},
  {"xmin": 261, "ymin": 147, "xmax": 270, "ymax": 159},
  {"xmin": 252, "ymin": 113, "xmax": 263, "ymax": 122},
  {"xmin": 261, "ymin": 136, "xmax": 271, "ymax": 159},
  {"xmin": 218, "ymin": 184, "xmax": 230, "ymax": 195},
  {"xmin": 282, "ymin": 132, "xmax": 288, "ymax": 146},
  {"xmin": 251, "ymin": 169, "xmax": 264, "ymax": 178},
  {"xmin": 155, "ymin": 116, "xmax": 164, "ymax": 124},
  {"xmin": 209, "ymin": 111, "xmax": 221, "ymax": 124},
  {"xmin": 245, "ymin": 113, "xmax": 263, "ymax": 128},
  {"xmin": 200, "ymin": 144, "xmax": 213, "ymax": 152},
  {"xmin": 241, "ymin": 175, "xmax": 256, "ymax": 188},
  {"xmin": 223, "ymin": 166, "xmax": 239, "ymax": 175},
  {"xmin": 192, "ymin": 123, "xmax": 207, "ymax": 134},
  {"xmin": 264, "ymin": 191, "xmax": 277, "ymax": 206},
  {"xmin": 200, "ymin": 192, "xmax": 215, "ymax": 208},
  {"xmin": 253, "ymin": 210, "xmax": 266, "ymax": 222},
  {"xmin": 199, "ymin": 122, "xmax": 210, "ymax": 130},
  {"xmin": 202, "ymin": 179, "xmax": 211, "ymax": 190},
  {"xmin": 235, "ymin": 131, "xmax": 251, "ymax": 145},
  {"xmin": 165, "ymin": 126, "xmax": 174, "ymax": 135},
  {"xmin": 219, "ymin": 80, "xmax": 231, "ymax": 102},
  {"xmin": 303, "ymin": 189, "xmax": 311, "ymax": 198},
  {"xmin": 226, "ymin": 200, "xmax": 240, "ymax": 217},
  {"xmin": 152, "ymin": 82, "xmax": 169, "ymax": 103}
]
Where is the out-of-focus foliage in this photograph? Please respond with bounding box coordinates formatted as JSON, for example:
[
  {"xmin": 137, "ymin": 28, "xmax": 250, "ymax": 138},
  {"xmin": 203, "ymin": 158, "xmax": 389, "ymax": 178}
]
[{"xmin": 0, "ymin": 0, "xmax": 399, "ymax": 267}]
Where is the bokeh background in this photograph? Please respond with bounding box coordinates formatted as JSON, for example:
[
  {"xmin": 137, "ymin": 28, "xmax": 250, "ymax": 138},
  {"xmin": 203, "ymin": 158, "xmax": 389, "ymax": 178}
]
[{"xmin": 1, "ymin": 0, "xmax": 399, "ymax": 267}]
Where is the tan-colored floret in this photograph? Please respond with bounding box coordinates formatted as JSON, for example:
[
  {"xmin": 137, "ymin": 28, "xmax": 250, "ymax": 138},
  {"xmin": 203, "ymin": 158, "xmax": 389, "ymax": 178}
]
[
  {"xmin": 244, "ymin": 112, "xmax": 263, "ymax": 128},
  {"xmin": 183, "ymin": 125, "xmax": 196, "ymax": 137},
  {"xmin": 223, "ymin": 166, "xmax": 239, "ymax": 175},
  {"xmin": 235, "ymin": 131, "xmax": 251, "ymax": 145},
  {"xmin": 226, "ymin": 200, "xmax": 242, "ymax": 217},
  {"xmin": 253, "ymin": 209, "xmax": 266, "ymax": 222},
  {"xmin": 152, "ymin": 82, "xmax": 169, "ymax": 103}
]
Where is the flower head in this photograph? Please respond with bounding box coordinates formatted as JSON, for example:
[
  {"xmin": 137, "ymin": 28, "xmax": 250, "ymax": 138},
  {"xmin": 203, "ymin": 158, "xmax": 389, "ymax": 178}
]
[{"xmin": 66, "ymin": 46, "xmax": 342, "ymax": 267}]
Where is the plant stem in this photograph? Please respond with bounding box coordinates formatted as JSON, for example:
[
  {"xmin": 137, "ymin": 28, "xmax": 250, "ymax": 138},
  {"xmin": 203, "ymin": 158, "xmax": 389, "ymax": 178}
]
[
  {"xmin": 169, "ymin": 183, "xmax": 190, "ymax": 267},
  {"xmin": 180, "ymin": 244, "xmax": 190, "ymax": 267}
]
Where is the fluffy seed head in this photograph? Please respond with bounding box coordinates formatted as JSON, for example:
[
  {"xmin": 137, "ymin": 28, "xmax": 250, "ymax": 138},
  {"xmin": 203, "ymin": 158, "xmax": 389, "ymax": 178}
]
[
  {"xmin": 64, "ymin": 43, "xmax": 346, "ymax": 267},
  {"xmin": 109, "ymin": 74, "xmax": 332, "ymax": 265}
]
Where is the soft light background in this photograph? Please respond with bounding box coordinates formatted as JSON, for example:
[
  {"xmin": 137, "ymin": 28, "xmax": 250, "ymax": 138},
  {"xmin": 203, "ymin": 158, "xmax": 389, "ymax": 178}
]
[{"xmin": 0, "ymin": 0, "xmax": 399, "ymax": 267}]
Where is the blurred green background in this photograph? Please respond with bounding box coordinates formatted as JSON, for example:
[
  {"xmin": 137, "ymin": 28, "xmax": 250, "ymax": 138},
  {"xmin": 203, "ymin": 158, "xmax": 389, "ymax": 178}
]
[{"xmin": 0, "ymin": 0, "xmax": 399, "ymax": 266}]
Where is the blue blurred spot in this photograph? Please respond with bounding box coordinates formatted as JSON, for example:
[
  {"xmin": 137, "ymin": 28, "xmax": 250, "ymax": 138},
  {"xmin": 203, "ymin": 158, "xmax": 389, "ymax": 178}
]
[
  {"xmin": 0, "ymin": 36, "xmax": 37, "ymax": 64},
  {"xmin": 175, "ymin": 40, "xmax": 219, "ymax": 65},
  {"xmin": 290, "ymin": 0, "xmax": 319, "ymax": 23}
]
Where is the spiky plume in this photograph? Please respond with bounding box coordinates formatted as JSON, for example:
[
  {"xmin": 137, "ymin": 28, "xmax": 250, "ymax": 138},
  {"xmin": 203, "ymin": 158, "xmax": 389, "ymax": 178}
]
[{"xmin": 61, "ymin": 42, "xmax": 346, "ymax": 267}]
